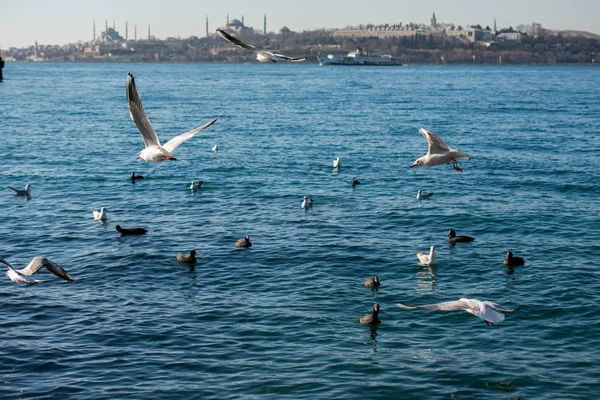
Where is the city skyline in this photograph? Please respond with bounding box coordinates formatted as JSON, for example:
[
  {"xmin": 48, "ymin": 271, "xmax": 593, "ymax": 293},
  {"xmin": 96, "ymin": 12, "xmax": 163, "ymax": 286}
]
[{"xmin": 1, "ymin": 0, "xmax": 599, "ymax": 49}]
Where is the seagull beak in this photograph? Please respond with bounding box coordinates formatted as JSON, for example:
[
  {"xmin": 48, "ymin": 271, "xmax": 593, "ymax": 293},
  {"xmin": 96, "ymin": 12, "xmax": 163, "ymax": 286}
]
[{"xmin": 409, "ymin": 163, "xmax": 417, "ymax": 168}]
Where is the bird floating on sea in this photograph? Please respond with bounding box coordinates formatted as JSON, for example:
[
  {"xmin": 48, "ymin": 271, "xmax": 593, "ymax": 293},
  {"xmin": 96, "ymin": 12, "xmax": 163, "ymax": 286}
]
[
  {"xmin": 93, "ymin": 207, "xmax": 108, "ymax": 221},
  {"xmin": 395, "ymin": 298, "xmax": 519, "ymax": 326},
  {"xmin": 301, "ymin": 196, "xmax": 313, "ymax": 209},
  {"xmin": 131, "ymin": 172, "xmax": 144, "ymax": 180},
  {"xmin": 333, "ymin": 157, "xmax": 341, "ymax": 169},
  {"xmin": 190, "ymin": 181, "xmax": 203, "ymax": 191},
  {"xmin": 360, "ymin": 303, "xmax": 381, "ymax": 325},
  {"xmin": 176, "ymin": 250, "xmax": 197, "ymax": 264},
  {"xmin": 9, "ymin": 184, "xmax": 31, "ymax": 196},
  {"xmin": 235, "ymin": 235, "xmax": 252, "ymax": 248},
  {"xmin": 216, "ymin": 29, "xmax": 306, "ymax": 63},
  {"xmin": 416, "ymin": 246, "xmax": 437, "ymax": 266},
  {"xmin": 126, "ymin": 73, "xmax": 218, "ymax": 162},
  {"xmin": 410, "ymin": 128, "xmax": 471, "ymax": 172},
  {"xmin": 352, "ymin": 177, "xmax": 361, "ymax": 186},
  {"xmin": 416, "ymin": 190, "xmax": 433, "ymax": 200},
  {"xmin": 447, "ymin": 230, "xmax": 475, "ymax": 243},
  {"xmin": 0, "ymin": 256, "xmax": 75, "ymax": 285},
  {"xmin": 116, "ymin": 225, "xmax": 147, "ymax": 235},
  {"xmin": 363, "ymin": 275, "xmax": 380, "ymax": 288},
  {"xmin": 504, "ymin": 252, "xmax": 525, "ymax": 266},
  {"xmin": 212, "ymin": 144, "xmax": 218, "ymax": 151}
]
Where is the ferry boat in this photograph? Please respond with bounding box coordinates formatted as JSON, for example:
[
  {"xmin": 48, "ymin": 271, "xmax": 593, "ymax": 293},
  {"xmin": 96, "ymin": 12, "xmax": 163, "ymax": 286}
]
[{"xmin": 317, "ymin": 47, "xmax": 402, "ymax": 66}]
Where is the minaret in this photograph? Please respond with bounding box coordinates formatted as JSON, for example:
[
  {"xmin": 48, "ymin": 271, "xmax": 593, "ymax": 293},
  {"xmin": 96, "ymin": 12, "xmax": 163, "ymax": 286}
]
[
  {"xmin": 113, "ymin": 21, "xmax": 115, "ymax": 30},
  {"xmin": 242, "ymin": 15, "xmax": 244, "ymax": 26},
  {"xmin": 227, "ymin": 13, "xmax": 229, "ymax": 25},
  {"xmin": 105, "ymin": 19, "xmax": 108, "ymax": 32},
  {"xmin": 93, "ymin": 20, "xmax": 96, "ymax": 41},
  {"xmin": 206, "ymin": 16, "xmax": 209, "ymax": 37},
  {"xmin": 431, "ymin": 12, "xmax": 437, "ymax": 29},
  {"xmin": 148, "ymin": 25, "xmax": 151, "ymax": 40},
  {"xmin": 126, "ymin": 21, "xmax": 128, "ymax": 40},
  {"xmin": 264, "ymin": 14, "xmax": 267, "ymax": 35},
  {"xmin": 493, "ymin": 19, "xmax": 497, "ymax": 34},
  {"xmin": 134, "ymin": 25, "xmax": 137, "ymax": 41}
]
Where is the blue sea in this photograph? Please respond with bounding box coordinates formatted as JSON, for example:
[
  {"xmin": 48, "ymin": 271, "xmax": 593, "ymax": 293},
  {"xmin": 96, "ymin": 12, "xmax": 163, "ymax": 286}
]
[{"xmin": 1, "ymin": 62, "xmax": 599, "ymax": 399}]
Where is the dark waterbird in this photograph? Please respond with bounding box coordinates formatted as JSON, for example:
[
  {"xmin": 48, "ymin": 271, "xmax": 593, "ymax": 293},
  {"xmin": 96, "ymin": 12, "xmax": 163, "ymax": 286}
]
[
  {"xmin": 504, "ymin": 251, "xmax": 525, "ymax": 266},
  {"xmin": 447, "ymin": 230, "xmax": 475, "ymax": 243},
  {"xmin": 116, "ymin": 225, "xmax": 148, "ymax": 235},
  {"xmin": 176, "ymin": 250, "xmax": 197, "ymax": 264},
  {"xmin": 235, "ymin": 235, "xmax": 252, "ymax": 248},
  {"xmin": 360, "ymin": 303, "xmax": 381, "ymax": 325},
  {"xmin": 352, "ymin": 177, "xmax": 361, "ymax": 186},
  {"xmin": 131, "ymin": 172, "xmax": 144, "ymax": 180},
  {"xmin": 363, "ymin": 275, "xmax": 380, "ymax": 288}
]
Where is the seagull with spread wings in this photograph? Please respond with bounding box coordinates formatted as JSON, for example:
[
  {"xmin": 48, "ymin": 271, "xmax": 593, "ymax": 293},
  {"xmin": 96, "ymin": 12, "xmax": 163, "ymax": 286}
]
[
  {"xmin": 395, "ymin": 298, "xmax": 519, "ymax": 326},
  {"xmin": 126, "ymin": 73, "xmax": 218, "ymax": 162},
  {"xmin": 410, "ymin": 128, "xmax": 471, "ymax": 172},
  {"xmin": 1, "ymin": 257, "xmax": 75, "ymax": 284},
  {"xmin": 216, "ymin": 29, "xmax": 306, "ymax": 63}
]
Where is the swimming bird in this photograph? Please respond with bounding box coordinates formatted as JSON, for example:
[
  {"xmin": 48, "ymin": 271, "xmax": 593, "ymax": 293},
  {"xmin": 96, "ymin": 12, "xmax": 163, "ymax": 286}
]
[
  {"xmin": 363, "ymin": 275, "xmax": 380, "ymax": 288},
  {"xmin": 352, "ymin": 177, "xmax": 361, "ymax": 186},
  {"xmin": 360, "ymin": 303, "xmax": 381, "ymax": 325},
  {"xmin": 176, "ymin": 250, "xmax": 197, "ymax": 264},
  {"xmin": 116, "ymin": 225, "xmax": 147, "ymax": 235},
  {"xmin": 333, "ymin": 157, "xmax": 341, "ymax": 169},
  {"xmin": 447, "ymin": 230, "xmax": 475, "ymax": 243},
  {"xmin": 235, "ymin": 235, "xmax": 252, "ymax": 248},
  {"xmin": 93, "ymin": 207, "xmax": 108, "ymax": 221},
  {"xmin": 212, "ymin": 144, "xmax": 218, "ymax": 151},
  {"xmin": 416, "ymin": 246, "xmax": 437, "ymax": 266},
  {"xmin": 410, "ymin": 128, "xmax": 471, "ymax": 172},
  {"xmin": 189, "ymin": 180, "xmax": 203, "ymax": 191},
  {"xmin": 131, "ymin": 172, "xmax": 144, "ymax": 180},
  {"xmin": 395, "ymin": 298, "xmax": 519, "ymax": 326},
  {"xmin": 9, "ymin": 184, "xmax": 31, "ymax": 196},
  {"xmin": 0, "ymin": 256, "xmax": 75, "ymax": 284},
  {"xmin": 416, "ymin": 190, "xmax": 433, "ymax": 200},
  {"xmin": 301, "ymin": 196, "xmax": 313, "ymax": 209},
  {"xmin": 126, "ymin": 73, "xmax": 218, "ymax": 162},
  {"xmin": 216, "ymin": 29, "xmax": 306, "ymax": 63},
  {"xmin": 504, "ymin": 252, "xmax": 525, "ymax": 266}
]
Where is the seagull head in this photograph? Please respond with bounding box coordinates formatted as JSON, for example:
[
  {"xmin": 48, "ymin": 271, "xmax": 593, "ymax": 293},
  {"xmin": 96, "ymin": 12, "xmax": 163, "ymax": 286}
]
[{"xmin": 410, "ymin": 157, "xmax": 424, "ymax": 168}]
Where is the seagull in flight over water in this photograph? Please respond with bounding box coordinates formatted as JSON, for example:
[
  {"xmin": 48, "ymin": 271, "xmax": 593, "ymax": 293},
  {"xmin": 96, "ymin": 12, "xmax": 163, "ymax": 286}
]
[
  {"xmin": 410, "ymin": 128, "xmax": 471, "ymax": 172},
  {"xmin": 126, "ymin": 73, "xmax": 218, "ymax": 162},
  {"xmin": 216, "ymin": 29, "xmax": 306, "ymax": 63},
  {"xmin": 395, "ymin": 298, "xmax": 519, "ymax": 326},
  {"xmin": 1, "ymin": 257, "xmax": 75, "ymax": 284}
]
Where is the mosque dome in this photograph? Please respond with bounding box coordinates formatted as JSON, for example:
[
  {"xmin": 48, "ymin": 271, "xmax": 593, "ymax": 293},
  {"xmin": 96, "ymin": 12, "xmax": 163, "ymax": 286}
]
[
  {"xmin": 229, "ymin": 19, "xmax": 244, "ymax": 27},
  {"xmin": 280, "ymin": 26, "xmax": 291, "ymax": 34}
]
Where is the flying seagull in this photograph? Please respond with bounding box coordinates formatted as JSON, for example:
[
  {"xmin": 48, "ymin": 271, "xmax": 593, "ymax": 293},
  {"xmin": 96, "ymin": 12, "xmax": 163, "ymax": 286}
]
[
  {"xmin": 395, "ymin": 298, "xmax": 519, "ymax": 326},
  {"xmin": 410, "ymin": 128, "xmax": 471, "ymax": 172},
  {"xmin": 0, "ymin": 257, "xmax": 75, "ymax": 284},
  {"xmin": 126, "ymin": 73, "xmax": 218, "ymax": 162},
  {"xmin": 216, "ymin": 29, "xmax": 306, "ymax": 63}
]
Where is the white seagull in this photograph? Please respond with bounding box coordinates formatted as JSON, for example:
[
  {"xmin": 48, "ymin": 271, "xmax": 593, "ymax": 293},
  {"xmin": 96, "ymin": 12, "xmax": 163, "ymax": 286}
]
[
  {"xmin": 301, "ymin": 196, "xmax": 313, "ymax": 209},
  {"xmin": 9, "ymin": 184, "xmax": 31, "ymax": 196},
  {"xmin": 216, "ymin": 29, "xmax": 306, "ymax": 63},
  {"xmin": 410, "ymin": 128, "xmax": 471, "ymax": 172},
  {"xmin": 126, "ymin": 73, "xmax": 218, "ymax": 162},
  {"xmin": 190, "ymin": 180, "xmax": 203, "ymax": 191},
  {"xmin": 395, "ymin": 298, "xmax": 519, "ymax": 326},
  {"xmin": 416, "ymin": 246, "xmax": 437, "ymax": 266},
  {"xmin": 416, "ymin": 190, "xmax": 433, "ymax": 200},
  {"xmin": 0, "ymin": 256, "xmax": 75, "ymax": 284},
  {"xmin": 93, "ymin": 207, "xmax": 108, "ymax": 221},
  {"xmin": 333, "ymin": 157, "xmax": 341, "ymax": 169},
  {"xmin": 212, "ymin": 144, "xmax": 218, "ymax": 151}
]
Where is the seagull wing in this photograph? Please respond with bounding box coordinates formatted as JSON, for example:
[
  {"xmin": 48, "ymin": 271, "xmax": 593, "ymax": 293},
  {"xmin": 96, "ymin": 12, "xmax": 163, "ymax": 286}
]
[
  {"xmin": 271, "ymin": 53, "xmax": 307, "ymax": 62},
  {"xmin": 415, "ymin": 249, "xmax": 430, "ymax": 264},
  {"xmin": 216, "ymin": 29, "xmax": 261, "ymax": 53},
  {"xmin": 482, "ymin": 301, "xmax": 519, "ymax": 313},
  {"xmin": 0, "ymin": 257, "xmax": 16, "ymax": 271},
  {"xmin": 468, "ymin": 304, "xmax": 505, "ymax": 324},
  {"xmin": 419, "ymin": 128, "xmax": 450, "ymax": 155},
  {"xmin": 395, "ymin": 299, "xmax": 471, "ymax": 311},
  {"xmin": 126, "ymin": 73, "xmax": 161, "ymax": 149},
  {"xmin": 163, "ymin": 118, "xmax": 218, "ymax": 153},
  {"xmin": 18, "ymin": 257, "xmax": 75, "ymax": 282}
]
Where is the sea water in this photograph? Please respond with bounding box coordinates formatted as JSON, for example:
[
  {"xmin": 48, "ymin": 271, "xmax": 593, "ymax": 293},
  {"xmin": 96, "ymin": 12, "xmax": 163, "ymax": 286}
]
[{"xmin": 0, "ymin": 62, "xmax": 599, "ymax": 399}]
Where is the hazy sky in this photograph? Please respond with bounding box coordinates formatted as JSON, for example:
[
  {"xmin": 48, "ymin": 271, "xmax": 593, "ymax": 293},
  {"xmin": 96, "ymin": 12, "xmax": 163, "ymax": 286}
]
[{"xmin": 1, "ymin": 0, "xmax": 598, "ymax": 48}]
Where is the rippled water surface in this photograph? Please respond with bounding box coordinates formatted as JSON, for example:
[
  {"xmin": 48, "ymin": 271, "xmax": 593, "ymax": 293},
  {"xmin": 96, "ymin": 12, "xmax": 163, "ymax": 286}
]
[{"xmin": 1, "ymin": 63, "xmax": 599, "ymax": 399}]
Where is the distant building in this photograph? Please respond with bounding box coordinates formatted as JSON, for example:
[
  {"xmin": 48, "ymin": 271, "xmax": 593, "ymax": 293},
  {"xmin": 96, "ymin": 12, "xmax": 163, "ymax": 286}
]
[{"xmin": 499, "ymin": 32, "xmax": 524, "ymax": 41}]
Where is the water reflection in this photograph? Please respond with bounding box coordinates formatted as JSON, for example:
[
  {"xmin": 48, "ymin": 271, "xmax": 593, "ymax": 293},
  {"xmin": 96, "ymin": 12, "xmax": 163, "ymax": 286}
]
[
  {"xmin": 368, "ymin": 326, "xmax": 378, "ymax": 353},
  {"xmin": 415, "ymin": 265, "xmax": 438, "ymax": 293}
]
